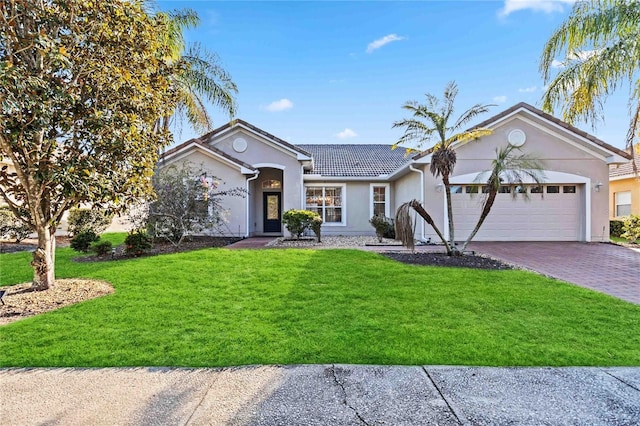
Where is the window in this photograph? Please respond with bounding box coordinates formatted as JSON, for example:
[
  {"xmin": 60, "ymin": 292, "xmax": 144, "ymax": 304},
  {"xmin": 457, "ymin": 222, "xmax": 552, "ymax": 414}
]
[
  {"xmin": 615, "ymin": 191, "xmax": 632, "ymax": 217},
  {"xmin": 530, "ymin": 186, "xmax": 543, "ymax": 194},
  {"xmin": 563, "ymin": 185, "xmax": 576, "ymax": 193},
  {"xmin": 305, "ymin": 185, "xmax": 345, "ymax": 224},
  {"xmin": 465, "ymin": 185, "xmax": 479, "ymax": 194},
  {"xmin": 262, "ymin": 179, "xmax": 281, "ymax": 189},
  {"xmin": 515, "ymin": 185, "xmax": 527, "ymax": 194},
  {"xmin": 547, "ymin": 185, "xmax": 560, "ymax": 194},
  {"xmin": 498, "ymin": 186, "xmax": 511, "ymax": 194},
  {"xmin": 481, "ymin": 185, "xmax": 490, "ymax": 194},
  {"xmin": 450, "ymin": 185, "xmax": 463, "ymax": 194},
  {"xmin": 371, "ymin": 185, "xmax": 389, "ymax": 217}
]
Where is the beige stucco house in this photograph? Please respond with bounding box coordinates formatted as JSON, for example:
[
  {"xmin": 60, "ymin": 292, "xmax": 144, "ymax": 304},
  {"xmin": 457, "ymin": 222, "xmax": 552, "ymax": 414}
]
[
  {"xmin": 609, "ymin": 154, "xmax": 639, "ymax": 219},
  {"xmin": 159, "ymin": 102, "xmax": 631, "ymax": 242}
]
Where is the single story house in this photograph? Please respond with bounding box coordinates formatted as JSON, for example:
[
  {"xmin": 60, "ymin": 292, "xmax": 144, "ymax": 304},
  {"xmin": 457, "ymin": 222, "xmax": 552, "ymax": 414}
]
[
  {"xmin": 609, "ymin": 154, "xmax": 639, "ymax": 219},
  {"xmin": 159, "ymin": 102, "xmax": 632, "ymax": 242}
]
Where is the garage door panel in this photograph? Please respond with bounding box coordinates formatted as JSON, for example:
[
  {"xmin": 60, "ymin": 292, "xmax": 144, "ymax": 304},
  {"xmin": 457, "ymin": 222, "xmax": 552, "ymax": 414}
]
[{"xmin": 450, "ymin": 189, "xmax": 581, "ymax": 241}]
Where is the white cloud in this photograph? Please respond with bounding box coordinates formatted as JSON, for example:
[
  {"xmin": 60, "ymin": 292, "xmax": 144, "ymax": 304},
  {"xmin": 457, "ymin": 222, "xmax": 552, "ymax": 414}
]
[
  {"xmin": 551, "ymin": 59, "xmax": 565, "ymax": 68},
  {"xmin": 518, "ymin": 86, "xmax": 537, "ymax": 93},
  {"xmin": 264, "ymin": 98, "xmax": 293, "ymax": 112},
  {"xmin": 366, "ymin": 34, "xmax": 406, "ymax": 53},
  {"xmin": 336, "ymin": 128, "xmax": 358, "ymax": 139},
  {"xmin": 499, "ymin": 0, "xmax": 576, "ymax": 17},
  {"xmin": 493, "ymin": 95, "xmax": 507, "ymax": 104}
]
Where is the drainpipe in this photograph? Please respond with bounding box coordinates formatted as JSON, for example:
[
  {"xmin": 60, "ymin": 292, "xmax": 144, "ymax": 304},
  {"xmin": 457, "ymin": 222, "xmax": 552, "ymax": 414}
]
[
  {"xmin": 245, "ymin": 171, "xmax": 260, "ymax": 238},
  {"xmin": 409, "ymin": 164, "xmax": 426, "ymax": 242}
]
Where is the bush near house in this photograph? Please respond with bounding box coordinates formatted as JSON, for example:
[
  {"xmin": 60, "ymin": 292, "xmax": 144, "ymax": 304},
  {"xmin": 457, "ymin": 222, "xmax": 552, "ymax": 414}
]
[
  {"xmin": 282, "ymin": 209, "xmax": 321, "ymax": 239},
  {"xmin": 0, "ymin": 208, "xmax": 31, "ymax": 242},
  {"xmin": 91, "ymin": 240, "xmax": 113, "ymax": 256},
  {"xmin": 621, "ymin": 215, "xmax": 640, "ymax": 243},
  {"xmin": 610, "ymin": 220, "xmax": 625, "ymax": 238},
  {"xmin": 124, "ymin": 229, "xmax": 153, "ymax": 256},
  {"xmin": 369, "ymin": 215, "xmax": 395, "ymax": 242},
  {"xmin": 67, "ymin": 208, "xmax": 113, "ymax": 237}
]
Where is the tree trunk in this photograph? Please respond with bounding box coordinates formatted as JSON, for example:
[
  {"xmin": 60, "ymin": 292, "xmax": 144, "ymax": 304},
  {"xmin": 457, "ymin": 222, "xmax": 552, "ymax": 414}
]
[
  {"xmin": 31, "ymin": 226, "xmax": 56, "ymax": 291},
  {"xmin": 441, "ymin": 175, "xmax": 459, "ymax": 255},
  {"xmin": 409, "ymin": 200, "xmax": 453, "ymax": 255}
]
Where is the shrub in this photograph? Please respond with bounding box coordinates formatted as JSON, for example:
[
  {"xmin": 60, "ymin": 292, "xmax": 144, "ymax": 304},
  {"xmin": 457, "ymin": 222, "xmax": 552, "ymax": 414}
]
[
  {"xmin": 369, "ymin": 215, "xmax": 395, "ymax": 242},
  {"xmin": 282, "ymin": 209, "xmax": 320, "ymax": 239},
  {"xmin": 0, "ymin": 207, "xmax": 31, "ymax": 242},
  {"xmin": 67, "ymin": 208, "xmax": 113, "ymax": 237},
  {"xmin": 125, "ymin": 229, "xmax": 153, "ymax": 256},
  {"xmin": 610, "ymin": 220, "xmax": 625, "ymax": 238},
  {"xmin": 311, "ymin": 216, "xmax": 323, "ymax": 243},
  {"xmin": 621, "ymin": 215, "xmax": 640, "ymax": 243},
  {"xmin": 91, "ymin": 240, "xmax": 113, "ymax": 256},
  {"xmin": 70, "ymin": 230, "xmax": 100, "ymax": 253}
]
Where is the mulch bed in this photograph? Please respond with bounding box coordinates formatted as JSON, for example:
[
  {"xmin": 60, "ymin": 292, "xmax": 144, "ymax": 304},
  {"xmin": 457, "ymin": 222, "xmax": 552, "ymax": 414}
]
[
  {"xmin": 73, "ymin": 235, "xmax": 242, "ymax": 262},
  {"xmin": 382, "ymin": 252, "xmax": 514, "ymax": 270},
  {"xmin": 0, "ymin": 279, "xmax": 114, "ymax": 326}
]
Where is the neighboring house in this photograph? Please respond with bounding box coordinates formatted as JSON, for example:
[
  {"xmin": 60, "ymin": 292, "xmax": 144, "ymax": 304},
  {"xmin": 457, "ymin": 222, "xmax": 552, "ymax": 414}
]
[
  {"xmin": 159, "ymin": 102, "xmax": 631, "ymax": 242},
  {"xmin": 609, "ymin": 154, "xmax": 639, "ymax": 218}
]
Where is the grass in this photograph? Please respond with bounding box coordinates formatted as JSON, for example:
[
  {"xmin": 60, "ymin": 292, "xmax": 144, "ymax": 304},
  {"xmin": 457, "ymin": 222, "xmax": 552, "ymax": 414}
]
[{"xmin": 1, "ymin": 233, "xmax": 639, "ymax": 367}]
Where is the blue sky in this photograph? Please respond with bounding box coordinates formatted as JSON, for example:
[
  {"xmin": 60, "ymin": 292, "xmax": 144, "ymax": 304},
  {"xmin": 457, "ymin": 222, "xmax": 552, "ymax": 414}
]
[{"xmin": 157, "ymin": 0, "xmax": 631, "ymax": 149}]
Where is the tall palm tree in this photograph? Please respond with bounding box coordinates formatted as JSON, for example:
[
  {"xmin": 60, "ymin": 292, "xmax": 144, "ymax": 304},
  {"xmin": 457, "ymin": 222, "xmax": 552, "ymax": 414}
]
[
  {"xmin": 540, "ymin": 0, "xmax": 639, "ymax": 163},
  {"xmin": 392, "ymin": 81, "xmax": 493, "ymax": 254},
  {"xmin": 155, "ymin": 9, "xmax": 237, "ymax": 135}
]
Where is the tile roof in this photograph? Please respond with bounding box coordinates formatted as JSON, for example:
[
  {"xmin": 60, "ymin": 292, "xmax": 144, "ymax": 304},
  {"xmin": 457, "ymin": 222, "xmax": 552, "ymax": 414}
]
[
  {"xmin": 610, "ymin": 154, "xmax": 638, "ymax": 178},
  {"xmin": 296, "ymin": 144, "xmax": 412, "ymax": 177}
]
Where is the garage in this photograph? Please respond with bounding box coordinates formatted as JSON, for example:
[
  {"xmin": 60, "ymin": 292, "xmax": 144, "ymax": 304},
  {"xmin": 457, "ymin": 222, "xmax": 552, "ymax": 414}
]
[
  {"xmin": 450, "ymin": 184, "xmax": 583, "ymax": 241},
  {"xmin": 446, "ymin": 170, "xmax": 590, "ymax": 242}
]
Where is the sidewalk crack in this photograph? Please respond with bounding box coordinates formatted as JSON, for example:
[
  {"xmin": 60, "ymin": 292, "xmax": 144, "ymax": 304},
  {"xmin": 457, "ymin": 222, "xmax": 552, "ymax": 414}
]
[
  {"xmin": 328, "ymin": 365, "xmax": 370, "ymax": 426},
  {"xmin": 421, "ymin": 367, "xmax": 465, "ymax": 426},
  {"xmin": 600, "ymin": 368, "xmax": 640, "ymax": 393}
]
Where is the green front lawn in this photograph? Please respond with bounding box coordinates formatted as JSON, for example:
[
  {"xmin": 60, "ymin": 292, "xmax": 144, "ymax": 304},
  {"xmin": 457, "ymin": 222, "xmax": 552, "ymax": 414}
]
[{"xmin": 1, "ymin": 234, "xmax": 639, "ymax": 367}]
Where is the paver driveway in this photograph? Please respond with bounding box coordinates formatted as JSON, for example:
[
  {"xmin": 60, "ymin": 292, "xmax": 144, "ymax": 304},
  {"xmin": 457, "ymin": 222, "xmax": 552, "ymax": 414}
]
[{"xmin": 469, "ymin": 242, "xmax": 640, "ymax": 304}]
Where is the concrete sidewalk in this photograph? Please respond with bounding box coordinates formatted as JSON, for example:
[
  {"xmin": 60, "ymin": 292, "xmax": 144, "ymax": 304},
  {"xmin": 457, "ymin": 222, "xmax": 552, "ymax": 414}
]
[{"xmin": 1, "ymin": 365, "xmax": 639, "ymax": 425}]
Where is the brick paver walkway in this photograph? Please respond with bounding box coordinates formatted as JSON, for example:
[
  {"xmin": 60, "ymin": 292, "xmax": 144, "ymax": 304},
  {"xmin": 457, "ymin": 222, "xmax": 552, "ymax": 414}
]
[{"xmin": 469, "ymin": 242, "xmax": 640, "ymax": 304}]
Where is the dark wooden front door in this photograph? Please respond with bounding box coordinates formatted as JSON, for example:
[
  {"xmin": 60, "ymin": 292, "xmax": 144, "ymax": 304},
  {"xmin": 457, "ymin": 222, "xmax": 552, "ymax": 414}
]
[{"xmin": 263, "ymin": 192, "xmax": 282, "ymax": 233}]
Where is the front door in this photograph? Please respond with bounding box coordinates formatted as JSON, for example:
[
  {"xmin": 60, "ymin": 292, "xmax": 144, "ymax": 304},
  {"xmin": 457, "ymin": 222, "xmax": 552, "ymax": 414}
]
[{"xmin": 263, "ymin": 192, "xmax": 282, "ymax": 233}]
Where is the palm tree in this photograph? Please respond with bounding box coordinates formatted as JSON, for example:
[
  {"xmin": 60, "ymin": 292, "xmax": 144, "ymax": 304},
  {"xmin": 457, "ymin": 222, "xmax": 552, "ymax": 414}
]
[
  {"xmin": 540, "ymin": 0, "xmax": 639, "ymax": 163},
  {"xmin": 459, "ymin": 145, "xmax": 544, "ymax": 252},
  {"xmin": 155, "ymin": 9, "xmax": 238, "ymax": 135},
  {"xmin": 392, "ymin": 81, "xmax": 493, "ymax": 254}
]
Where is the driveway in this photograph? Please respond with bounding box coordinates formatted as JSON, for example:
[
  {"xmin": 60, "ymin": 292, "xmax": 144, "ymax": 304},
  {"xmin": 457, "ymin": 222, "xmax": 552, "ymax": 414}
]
[
  {"xmin": 469, "ymin": 242, "xmax": 640, "ymax": 304},
  {"xmin": 1, "ymin": 366, "xmax": 639, "ymax": 425}
]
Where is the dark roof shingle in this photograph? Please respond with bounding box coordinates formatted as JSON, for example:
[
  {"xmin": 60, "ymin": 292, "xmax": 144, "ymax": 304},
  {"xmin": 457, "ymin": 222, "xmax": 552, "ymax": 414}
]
[{"xmin": 296, "ymin": 144, "xmax": 411, "ymax": 177}]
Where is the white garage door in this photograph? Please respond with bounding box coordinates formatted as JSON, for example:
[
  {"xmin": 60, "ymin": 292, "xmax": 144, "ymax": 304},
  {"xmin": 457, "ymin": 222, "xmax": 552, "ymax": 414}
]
[{"xmin": 451, "ymin": 184, "xmax": 582, "ymax": 241}]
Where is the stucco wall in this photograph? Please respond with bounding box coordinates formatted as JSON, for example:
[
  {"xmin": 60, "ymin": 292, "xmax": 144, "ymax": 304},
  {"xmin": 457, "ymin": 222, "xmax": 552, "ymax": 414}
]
[
  {"xmin": 159, "ymin": 151, "xmax": 249, "ymax": 237},
  {"xmin": 422, "ymin": 116, "xmax": 611, "ymax": 242}
]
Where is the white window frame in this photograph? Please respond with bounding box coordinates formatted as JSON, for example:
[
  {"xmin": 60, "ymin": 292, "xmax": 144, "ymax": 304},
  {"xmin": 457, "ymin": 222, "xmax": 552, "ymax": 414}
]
[
  {"xmin": 615, "ymin": 191, "xmax": 632, "ymax": 217},
  {"xmin": 304, "ymin": 183, "xmax": 346, "ymax": 226},
  {"xmin": 369, "ymin": 183, "xmax": 390, "ymax": 218}
]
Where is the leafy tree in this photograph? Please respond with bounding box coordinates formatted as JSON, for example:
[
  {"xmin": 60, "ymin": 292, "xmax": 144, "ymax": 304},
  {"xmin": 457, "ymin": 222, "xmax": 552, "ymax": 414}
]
[
  {"xmin": 146, "ymin": 162, "xmax": 245, "ymax": 247},
  {"xmin": 396, "ymin": 145, "xmax": 544, "ymax": 253},
  {"xmin": 392, "ymin": 81, "xmax": 493, "ymax": 254},
  {"xmin": 0, "ymin": 0, "xmax": 177, "ymax": 290},
  {"xmin": 540, "ymin": 0, "xmax": 639, "ymax": 165},
  {"xmin": 155, "ymin": 9, "xmax": 237, "ymax": 135}
]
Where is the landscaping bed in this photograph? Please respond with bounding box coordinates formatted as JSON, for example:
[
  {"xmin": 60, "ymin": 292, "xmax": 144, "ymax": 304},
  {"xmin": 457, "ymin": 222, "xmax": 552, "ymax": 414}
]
[{"xmin": 383, "ymin": 252, "xmax": 513, "ymax": 270}]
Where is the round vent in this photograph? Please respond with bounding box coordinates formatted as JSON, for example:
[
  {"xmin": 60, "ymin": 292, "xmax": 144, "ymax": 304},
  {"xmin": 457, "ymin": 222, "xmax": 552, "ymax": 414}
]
[
  {"xmin": 507, "ymin": 129, "xmax": 526, "ymax": 147},
  {"xmin": 232, "ymin": 137, "xmax": 247, "ymax": 153}
]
